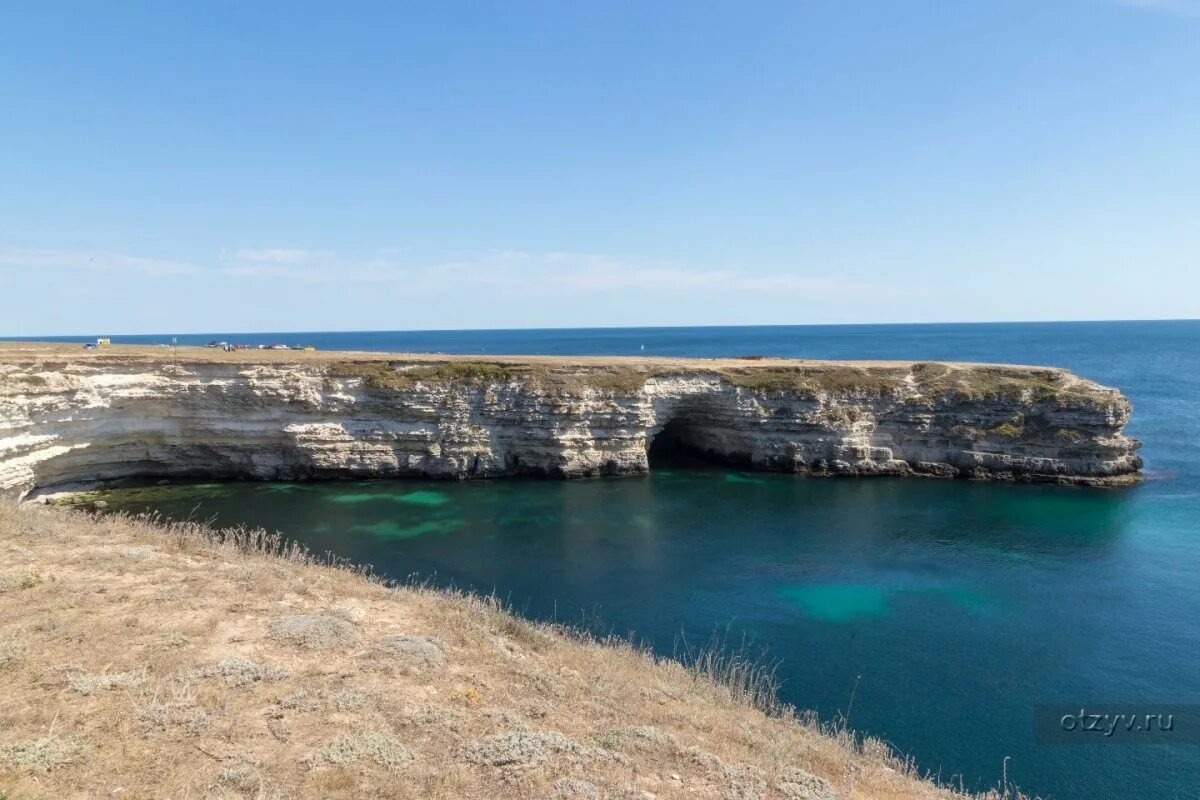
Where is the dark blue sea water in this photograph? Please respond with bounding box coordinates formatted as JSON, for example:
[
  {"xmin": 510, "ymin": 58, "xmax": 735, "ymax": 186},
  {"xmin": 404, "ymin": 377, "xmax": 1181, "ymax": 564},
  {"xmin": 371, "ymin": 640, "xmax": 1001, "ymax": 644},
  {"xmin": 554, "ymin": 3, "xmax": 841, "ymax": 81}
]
[{"xmin": 61, "ymin": 321, "xmax": 1200, "ymax": 800}]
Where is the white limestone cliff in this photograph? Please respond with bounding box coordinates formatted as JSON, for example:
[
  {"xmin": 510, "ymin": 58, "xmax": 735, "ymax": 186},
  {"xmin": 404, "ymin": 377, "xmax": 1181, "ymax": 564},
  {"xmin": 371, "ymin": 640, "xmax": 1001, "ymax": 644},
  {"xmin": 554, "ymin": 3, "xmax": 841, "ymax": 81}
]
[{"xmin": 0, "ymin": 354, "xmax": 1142, "ymax": 500}]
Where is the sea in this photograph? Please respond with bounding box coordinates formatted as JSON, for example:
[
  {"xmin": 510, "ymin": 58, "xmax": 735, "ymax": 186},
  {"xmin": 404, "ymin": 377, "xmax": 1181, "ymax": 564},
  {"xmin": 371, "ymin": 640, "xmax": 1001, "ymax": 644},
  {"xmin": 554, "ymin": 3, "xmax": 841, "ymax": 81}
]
[{"xmin": 27, "ymin": 320, "xmax": 1200, "ymax": 800}]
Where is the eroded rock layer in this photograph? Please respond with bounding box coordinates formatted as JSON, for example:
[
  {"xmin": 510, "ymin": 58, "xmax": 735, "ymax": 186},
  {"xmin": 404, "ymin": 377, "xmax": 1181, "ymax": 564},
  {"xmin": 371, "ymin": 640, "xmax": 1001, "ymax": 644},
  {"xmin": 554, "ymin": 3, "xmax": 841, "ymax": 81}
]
[{"xmin": 0, "ymin": 354, "xmax": 1142, "ymax": 499}]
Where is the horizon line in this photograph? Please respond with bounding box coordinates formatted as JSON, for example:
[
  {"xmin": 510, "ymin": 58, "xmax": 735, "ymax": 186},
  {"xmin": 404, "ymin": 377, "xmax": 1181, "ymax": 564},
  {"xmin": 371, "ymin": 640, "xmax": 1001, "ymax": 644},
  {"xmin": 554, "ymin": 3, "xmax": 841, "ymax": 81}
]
[{"xmin": 3, "ymin": 317, "xmax": 1198, "ymax": 341}]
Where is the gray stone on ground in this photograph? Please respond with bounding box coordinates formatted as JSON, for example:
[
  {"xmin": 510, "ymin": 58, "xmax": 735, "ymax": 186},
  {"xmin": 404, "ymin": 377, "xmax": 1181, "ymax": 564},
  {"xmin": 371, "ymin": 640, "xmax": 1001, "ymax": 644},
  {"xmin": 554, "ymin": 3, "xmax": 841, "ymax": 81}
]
[
  {"xmin": 375, "ymin": 634, "xmax": 444, "ymax": 667},
  {"xmin": 269, "ymin": 613, "xmax": 360, "ymax": 650}
]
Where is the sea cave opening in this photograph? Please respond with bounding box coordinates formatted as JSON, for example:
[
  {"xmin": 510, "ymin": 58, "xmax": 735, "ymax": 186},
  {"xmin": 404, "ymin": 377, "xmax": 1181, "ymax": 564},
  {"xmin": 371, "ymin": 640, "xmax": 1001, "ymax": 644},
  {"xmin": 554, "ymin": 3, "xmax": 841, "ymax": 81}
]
[{"xmin": 647, "ymin": 418, "xmax": 732, "ymax": 469}]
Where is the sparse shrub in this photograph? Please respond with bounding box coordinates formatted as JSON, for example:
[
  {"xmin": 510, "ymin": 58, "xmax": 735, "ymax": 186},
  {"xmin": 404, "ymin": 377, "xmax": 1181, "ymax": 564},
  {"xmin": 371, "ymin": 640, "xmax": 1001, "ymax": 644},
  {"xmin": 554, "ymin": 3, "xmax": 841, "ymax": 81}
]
[
  {"xmin": 0, "ymin": 571, "xmax": 43, "ymax": 594},
  {"xmin": 327, "ymin": 359, "xmax": 654, "ymax": 396},
  {"xmin": 117, "ymin": 546, "xmax": 153, "ymax": 559},
  {"xmin": 686, "ymin": 746, "xmax": 724, "ymax": 771},
  {"xmin": 69, "ymin": 668, "xmax": 145, "ymax": 695},
  {"xmin": 269, "ymin": 613, "xmax": 360, "ymax": 651},
  {"xmin": 721, "ymin": 366, "xmax": 906, "ymax": 397},
  {"xmin": 0, "ymin": 736, "xmax": 87, "ymax": 773},
  {"xmin": 304, "ymin": 730, "xmax": 413, "ymax": 773},
  {"xmin": 0, "ymin": 639, "xmax": 25, "ymax": 669},
  {"xmin": 278, "ymin": 688, "xmax": 322, "ymax": 711},
  {"xmin": 374, "ymin": 635, "xmax": 444, "ymax": 667},
  {"xmin": 553, "ymin": 777, "xmax": 603, "ymax": 799},
  {"xmin": 187, "ymin": 657, "xmax": 290, "ymax": 688},
  {"xmin": 327, "ymin": 361, "xmax": 520, "ymax": 391},
  {"xmin": 156, "ymin": 631, "xmax": 189, "ymax": 649},
  {"xmin": 449, "ymin": 687, "xmax": 483, "ymax": 706},
  {"xmin": 329, "ymin": 689, "xmax": 368, "ymax": 712},
  {"xmin": 1055, "ymin": 427, "xmax": 1087, "ymax": 442},
  {"xmin": 913, "ymin": 363, "xmax": 1082, "ymax": 403},
  {"xmin": 459, "ymin": 730, "xmax": 618, "ymax": 769},
  {"xmin": 950, "ymin": 424, "xmax": 984, "ymax": 441},
  {"xmin": 497, "ymin": 614, "xmax": 554, "ymax": 652},
  {"xmin": 140, "ymin": 699, "xmax": 211, "ymax": 736},
  {"xmin": 776, "ymin": 767, "xmax": 838, "ymax": 800},
  {"xmin": 216, "ymin": 764, "xmax": 262, "ymax": 793},
  {"xmin": 571, "ymin": 367, "xmax": 649, "ymax": 394},
  {"xmin": 596, "ymin": 725, "xmax": 679, "ymax": 754},
  {"xmin": 988, "ymin": 417, "xmax": 1026, "ymax": 439},
  {"xmin": 7, "ymin": 373, "xmax": 49, "ymax": 388},
  {"xmin": 723, "ymin": 762, "xmax": 767, "ymax": 800}
]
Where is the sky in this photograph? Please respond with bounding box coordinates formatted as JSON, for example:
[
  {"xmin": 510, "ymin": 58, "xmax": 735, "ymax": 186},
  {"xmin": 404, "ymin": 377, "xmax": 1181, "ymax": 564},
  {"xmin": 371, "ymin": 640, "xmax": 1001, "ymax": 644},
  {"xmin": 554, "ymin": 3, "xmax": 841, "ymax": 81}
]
[{"xmin": 1, "ymin": 1, "xmax": 1198, "ymax": 335}]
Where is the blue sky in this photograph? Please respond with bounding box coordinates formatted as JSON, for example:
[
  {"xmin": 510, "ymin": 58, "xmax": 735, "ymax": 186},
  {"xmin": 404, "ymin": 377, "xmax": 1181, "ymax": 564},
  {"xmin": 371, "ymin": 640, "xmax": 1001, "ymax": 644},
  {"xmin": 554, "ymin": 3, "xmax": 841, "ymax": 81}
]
[{"xmin": 2, "ymin": 1, "xmax": 1197, "ymax": 335}]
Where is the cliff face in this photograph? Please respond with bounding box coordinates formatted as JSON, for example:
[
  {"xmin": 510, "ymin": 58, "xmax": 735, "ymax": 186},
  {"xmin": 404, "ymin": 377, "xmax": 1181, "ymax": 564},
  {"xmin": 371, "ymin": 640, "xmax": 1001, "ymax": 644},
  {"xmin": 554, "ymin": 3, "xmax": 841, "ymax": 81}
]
[{"xmin": 0, "ymin": 353, "xmax": 1142, "ymax": 499}]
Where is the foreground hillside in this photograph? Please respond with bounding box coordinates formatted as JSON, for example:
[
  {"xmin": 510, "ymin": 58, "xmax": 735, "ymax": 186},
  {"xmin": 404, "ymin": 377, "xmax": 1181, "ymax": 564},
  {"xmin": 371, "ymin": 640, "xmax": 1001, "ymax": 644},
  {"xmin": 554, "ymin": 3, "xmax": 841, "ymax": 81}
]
[{"xmin": 0, "ymin": 503, "xmax": 1014, "ymax": 800}]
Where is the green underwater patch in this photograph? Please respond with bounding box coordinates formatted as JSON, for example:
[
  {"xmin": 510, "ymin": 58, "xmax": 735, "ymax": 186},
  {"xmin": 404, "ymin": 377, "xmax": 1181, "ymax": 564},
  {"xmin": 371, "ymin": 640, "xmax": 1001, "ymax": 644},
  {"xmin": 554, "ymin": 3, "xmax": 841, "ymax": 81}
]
[
  {"xmin": 780, "ymin": 584, "xmax": 889, "ymax": 622},
  {"xmin": 354, "ymin": 518, "xmax": 464, "ymax": 540},
  {"xmin": 395, "ymin": 490, "xmax": 450, "ymax": 507},
  {"xmin": 780, "ymin": 582, "xmax": 993, "ymax": 622},
  {"xmin": 329, "ymin": 489, "xmax": 451, "ymax": 507},
  {"xmin": 329, "ymin": 492, "xmax": 391, "ymax": 505}
]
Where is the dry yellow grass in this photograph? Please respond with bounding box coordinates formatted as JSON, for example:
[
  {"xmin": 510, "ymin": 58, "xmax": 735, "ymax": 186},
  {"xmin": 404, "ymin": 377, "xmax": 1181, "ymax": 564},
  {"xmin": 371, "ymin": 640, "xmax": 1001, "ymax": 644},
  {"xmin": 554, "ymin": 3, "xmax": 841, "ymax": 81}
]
[
  {"xmin": 0, "ymin": 340, "xmax": 1052, "ymax": 373},
  {"xmin": 0, "ymin": 503, "xmax": 1020, "ymax": 800},
  {"xmin": 0, "ymin": 340, "xmax": 1092, "ymax": 405}
]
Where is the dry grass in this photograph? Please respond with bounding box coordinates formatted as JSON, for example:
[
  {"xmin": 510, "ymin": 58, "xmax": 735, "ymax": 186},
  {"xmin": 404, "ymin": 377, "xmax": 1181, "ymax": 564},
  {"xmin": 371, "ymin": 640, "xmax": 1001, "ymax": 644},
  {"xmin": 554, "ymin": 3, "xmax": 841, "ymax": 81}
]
[
  {"xmin": 327, "ymin": 360, "xmax": 655, "ymax": 396},
  {"xmin": 907, "ymin": 363, "xmax": 1090, "ymax": 404},
  {"xmin": 719, "ymin": 367, "xmax": 908, "ymax": 397},
  {"xmin": 317, "ymin": 358, "xmax": 1098, "ymax": 406},
  {"xmin": 1, "ymin": 340, "xmax": 1115, "ymax": 407},
  {"xmin": 327, "ymin": 361, "xmax": 522, "ymax": 391},
  {"xmin": 0, "ymin": 503, "xmax": 1031, "ymax": 799}
]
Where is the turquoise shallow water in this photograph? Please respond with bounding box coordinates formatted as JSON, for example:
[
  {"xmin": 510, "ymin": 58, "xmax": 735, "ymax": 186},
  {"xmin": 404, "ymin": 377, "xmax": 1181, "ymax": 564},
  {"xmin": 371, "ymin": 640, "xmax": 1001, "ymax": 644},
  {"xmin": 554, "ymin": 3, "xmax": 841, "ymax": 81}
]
[{"xmin": 85, "ymin": 320, "xmax": 1200, "ymax": 800}]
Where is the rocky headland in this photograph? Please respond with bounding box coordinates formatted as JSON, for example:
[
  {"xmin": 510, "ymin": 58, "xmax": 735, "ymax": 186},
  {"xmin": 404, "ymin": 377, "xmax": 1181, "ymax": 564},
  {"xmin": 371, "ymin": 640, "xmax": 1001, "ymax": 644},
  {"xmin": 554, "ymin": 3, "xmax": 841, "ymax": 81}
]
[{"xmin": 0, "ymin": 343, "xmax": 1141, "ymax": 500}]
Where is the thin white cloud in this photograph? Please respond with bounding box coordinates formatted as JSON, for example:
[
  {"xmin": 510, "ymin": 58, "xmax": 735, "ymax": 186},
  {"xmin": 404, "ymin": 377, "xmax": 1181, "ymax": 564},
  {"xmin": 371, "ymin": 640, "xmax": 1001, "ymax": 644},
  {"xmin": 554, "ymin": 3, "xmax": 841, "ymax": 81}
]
[
  {"xmin": 232, "ymin": 248, "xmax": 322, "ymax": 264},
  {"xmin": 220, "ymin": 249, "xmax": 880, "ymax": 298},
  {"xmin": 0, "ymin": 249, "xmax": 196, "ymax": 275},
  {"xmin": 0, "ymin": 245, "xmax": 884, "ymax": 301},
  {"xmin": 1115, "ymin": 0, "xmax": 1200, "ymax": 16}
]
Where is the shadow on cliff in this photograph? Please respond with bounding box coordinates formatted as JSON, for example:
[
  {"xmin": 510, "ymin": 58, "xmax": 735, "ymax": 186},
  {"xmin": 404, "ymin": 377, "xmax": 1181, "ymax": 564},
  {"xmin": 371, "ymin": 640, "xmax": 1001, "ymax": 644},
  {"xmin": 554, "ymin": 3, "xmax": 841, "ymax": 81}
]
[{"xmin": 647, "ymin": 418, "xmax": 744, "ymax": 470}]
